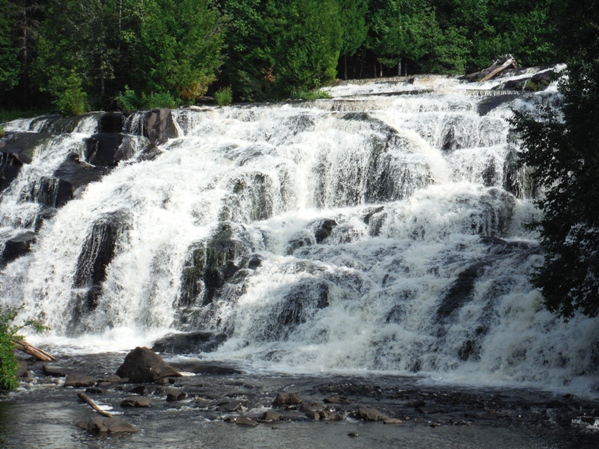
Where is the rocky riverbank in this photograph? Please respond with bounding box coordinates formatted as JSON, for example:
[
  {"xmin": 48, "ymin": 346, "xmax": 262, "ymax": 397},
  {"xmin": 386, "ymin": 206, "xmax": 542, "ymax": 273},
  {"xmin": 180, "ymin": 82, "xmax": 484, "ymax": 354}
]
[{"xmin": 2, "ymin": 347, "xmax": 599, "ymax": 448}]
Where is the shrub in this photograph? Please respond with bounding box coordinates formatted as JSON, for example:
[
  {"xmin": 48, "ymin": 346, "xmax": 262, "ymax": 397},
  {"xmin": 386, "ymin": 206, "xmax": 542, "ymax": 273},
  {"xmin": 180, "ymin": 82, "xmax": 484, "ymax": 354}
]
[
  {"xmin": 55, "ymin": 70, "xmax": 89, "ymax": 116},
  {"xmin": 0, "ymin": 306, "xmax": 48, "ymax": 390},
  {"xmin": 289, "ymin": 88, "xmax": 332, "ymax": 101},
  {"xmin": 116, "ymin": 85, "xmax": 140, "ymax": 112},
  {"xmin": 214, "ymin": 87, "xmax": 233, "ymax": 106}
]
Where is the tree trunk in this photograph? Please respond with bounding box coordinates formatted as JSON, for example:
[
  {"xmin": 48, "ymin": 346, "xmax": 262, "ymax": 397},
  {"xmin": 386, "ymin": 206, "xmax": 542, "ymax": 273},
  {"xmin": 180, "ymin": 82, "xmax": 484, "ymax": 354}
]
[
  {"xmin": 78, "ymin": 393, "xmax": 113, "ymax": 417},
  {"xmin": 481, "ymin": 58, "xmax": 516, "ymax": 82},
  {"xmin": 13, "ymin": 339, "xmax": 57, "ymax": 361}
]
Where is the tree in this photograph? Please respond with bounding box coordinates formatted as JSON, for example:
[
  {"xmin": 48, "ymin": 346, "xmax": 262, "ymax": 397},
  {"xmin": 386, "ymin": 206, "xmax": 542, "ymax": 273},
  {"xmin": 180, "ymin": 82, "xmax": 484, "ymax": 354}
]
[
  {"xmin": 0, "ymin": 0, "xmax": 19, "ymax": 94},
  {"xmin": 511, "ymin": 0, "xmax": 599, "ymax": 317},
  {"xmin": 337, "ymin": 0, "xmax": 369, "ymax": 79},
  {"xmin": 134, "ymin": 0, "xmax": 227, "ymax": 102},
  {"xmin": 220, "ymin": 0, "xmax": 341, "ymax": 101}
]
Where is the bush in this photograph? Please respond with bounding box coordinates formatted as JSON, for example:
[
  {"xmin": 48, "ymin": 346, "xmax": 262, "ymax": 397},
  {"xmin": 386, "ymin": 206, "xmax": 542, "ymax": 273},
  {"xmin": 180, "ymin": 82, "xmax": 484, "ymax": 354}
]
[
  {"xmin": 0, "ymin": 306, "xmax": 48, "ymax": 390},
  {"xmin": 141, "ymin": 91, "xmax": 180, "ymax": 109},
  {"xmin": 54, "ymin": 70, "xmax": 89, "ymax": 116},
  {"xmin": 289, "ymin": 88, "xmax": 331, "ymax": 101},
  {"xmin": 214, "ymin": 87, "xmax": 233, "ymax": 106},
  {"xmin": 116, "ymin": 85, "xmax": 139, "ymax": 112}
]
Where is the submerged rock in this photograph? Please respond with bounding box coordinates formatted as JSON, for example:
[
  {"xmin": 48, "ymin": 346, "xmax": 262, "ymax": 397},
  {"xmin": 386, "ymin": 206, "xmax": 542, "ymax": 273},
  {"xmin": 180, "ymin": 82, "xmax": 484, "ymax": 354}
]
[
  {"xmin": 116, "ymin": 347, "xmax": 182, "ymax": 383},
  {"xmin": 121, "ymin": 396, "xmax": 151, "ymax": 408}
]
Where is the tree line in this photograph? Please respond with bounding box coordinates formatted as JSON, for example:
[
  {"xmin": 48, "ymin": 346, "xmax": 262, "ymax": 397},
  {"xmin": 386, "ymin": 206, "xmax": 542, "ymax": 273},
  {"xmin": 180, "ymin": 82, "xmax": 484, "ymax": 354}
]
[{"xmin": 0, "ymin": 0, "xmax": 558, "ymax": 114}]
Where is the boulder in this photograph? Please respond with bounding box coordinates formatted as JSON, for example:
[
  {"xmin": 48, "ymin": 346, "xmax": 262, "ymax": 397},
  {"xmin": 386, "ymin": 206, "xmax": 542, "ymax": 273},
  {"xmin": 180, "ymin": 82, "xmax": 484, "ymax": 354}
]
[
  {"xmin": 166, "ymin": 388, "xmax": 187, "ymax": 402},
  {"xmin": 1, "ymin": 232, "xmax": 36, "ymax": 267},
  {"xmin": 144, "ymin": 108, "xmax": 177, "ymax": 144},
  {"xmin": 116, "ymin": 347, "xmax": 182, "ymax": 383},
  {"xmin": 262, "ymin": 411, "xmax": 283, "ymax": 422},
  {"xmin": 357, "ymin": 407, "xmax": 389, "ymax": 422},
  {"xmin": 77, "ymin": 416, "xmax": 138, "ymax": 433},
  {"xmin": 273, "ymin": 392, "xmax": 303, "ymax": 407},
  {"xmin": 232, "ymin": 417, "xmax": 259, "ymax": 427},
  {"xmin": 64, "ymin": 374, "xmax": 96, "ymax": 388},
  {"xmin": 43, "ymin": 364, "xmax": 69, "ymax": 377},
  {"xmin": 121, "ymin": 396, "xmax": 151, "ymax": 408}
]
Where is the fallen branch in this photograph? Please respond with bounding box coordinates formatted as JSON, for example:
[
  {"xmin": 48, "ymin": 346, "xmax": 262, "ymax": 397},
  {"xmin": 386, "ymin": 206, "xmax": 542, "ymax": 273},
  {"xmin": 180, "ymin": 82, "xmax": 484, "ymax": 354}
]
[
  {"xmin": 13, "ymin": 339, "xmax": 57, "ymax": 362},
  {"xmin": 78, "ymin": 393, "xmax": 113, "ymax": 418},
  {"xmin": 481, "ymin": 57, "xmax": 517, "ymax": 82}
]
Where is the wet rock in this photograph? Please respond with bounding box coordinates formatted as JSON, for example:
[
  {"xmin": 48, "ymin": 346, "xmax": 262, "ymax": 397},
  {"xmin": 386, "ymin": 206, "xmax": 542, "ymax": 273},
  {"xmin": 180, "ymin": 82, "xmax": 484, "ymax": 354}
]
[
  {"xmin": 128, "ymin": 385, "xmax": 146, "ymax": 395},
  {"xmin": 64, "ymin": 374, "xmax": 96, "ymax": 388},
  {"xmin": 85, "ymin": 387, "xmax": 103, "ymax": 394},
  {"xmin": 301, "ymin": 401, "xmax": 325, "ymax": 413},
  {"xmin": 232, "ymin": 416, "xmax": 259, "ymax": 427},
  {"xmin": 22, "ymin": 177, "xmax": 73, "ymax": 208},
  {"xmin": 53, "ymin": 156, "xmax": 106, "ymax": 192},
  {"xmin": 262, "ymin": 411, "xmax": 283, "ymax": 422},
  {"xmin": 262, "ymin": 280, "xmax": 329, "ymax": 340},
  {"xmin": 152, "ymin": 331, "xmax": 227, "ymax": 355},
  {"xmin": 144, "ymin": 108, "xmax": 177, "ymax": 145},
  {"xmin": 0, "ymin": 132, "xmax": 52, "ymax": 164},
  {"xmin": 121, "ymin": 396, "xmax": 151, "ymax": 408},
  {"xmin": 97, "ymin": 374, "xmax": 128, "ymax": 384},
  {"xmin": 169, "ymin": 361, "xmax": 242, "ymax": 376},
  {"xmin": 437, "ymin": 261, "xmax": 488, "ymax": 319},
  {"xmin": 1, "ymin": 232, "xmax": 36, "ymax": 267},
  {"xmin": 348, "ymin": 432, "xmax": 359, "ymax": 437},
  {"xmin": 77, "ymin": 416, "xmax": 138, "ymax": 433},
  {"xmin": 0, "ymin": 153, "xmax": 22, "ymax": 193},
  {"xmin": 99, "ymin": 112, "xmax": 125, "ymax": 133},
  {"xmin": 312, "ymin": 219, "xmax": 337, "ymax": 243},
  {"xmin": 16, "ymin": 361, "xmax": 28, "ymax": 378},
  {"xmin": 43, "ymin": 364, "xmax": 69, "ymax": 377},
  {"xmin": 116, "ymin": 347, "xmax": 182, "ymax": 383},
  {"xmin": 305, "ymin": 410, "xmax": 321, "ymax": 420},
  {"xmin": 357, "ymin": 407, "xmax": 389, "ymax": 421},
  {"xmin": 218, "ymin": 401, "xmax": 247, "ymax": 412},
  {"xmin": 84, "ymin": 133, "xmax": 136, "ymax": 167},
  {"xmin": 166, "ymin": 389, "xmax": 187, "ymax": 402},
  {"xmin": 273, "ymin": 392, "xmax": 303, "ymax": 407},
  {"xmin": 324, "ymin": 396, "xmax": 351, "ymax": 405},
  {"xmin": 384, "ymin": 418, "xmax": 403, "ymax": 424}
]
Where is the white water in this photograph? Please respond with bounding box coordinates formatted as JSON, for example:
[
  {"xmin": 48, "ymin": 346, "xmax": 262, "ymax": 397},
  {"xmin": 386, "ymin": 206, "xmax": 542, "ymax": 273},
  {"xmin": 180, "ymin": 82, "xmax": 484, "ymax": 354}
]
[{"xmin": 2, "ymin": 73, "xmax": 598, "ymax": 395}]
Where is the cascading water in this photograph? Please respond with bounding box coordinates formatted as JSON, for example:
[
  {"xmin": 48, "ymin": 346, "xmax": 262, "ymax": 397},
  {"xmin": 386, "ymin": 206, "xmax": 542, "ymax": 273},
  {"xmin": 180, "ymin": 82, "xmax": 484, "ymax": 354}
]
[{"xmin": 1, "ymin": 69, "xmax": 598, "ymax": 395}]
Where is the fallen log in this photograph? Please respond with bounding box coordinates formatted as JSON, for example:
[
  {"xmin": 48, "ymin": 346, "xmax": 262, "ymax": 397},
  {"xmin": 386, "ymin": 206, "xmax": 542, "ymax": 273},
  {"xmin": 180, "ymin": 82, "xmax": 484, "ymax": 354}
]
[
  {"xmin": 78, "ymin": 393, "xmax": 113, "ymax": 418},
  {"xmin": 13, "ymin": 339, "xmax": 57, "ymax": 362},
  {"xmin": 481, "ymin": 55, "xmax": 517, "ymax": 82}
]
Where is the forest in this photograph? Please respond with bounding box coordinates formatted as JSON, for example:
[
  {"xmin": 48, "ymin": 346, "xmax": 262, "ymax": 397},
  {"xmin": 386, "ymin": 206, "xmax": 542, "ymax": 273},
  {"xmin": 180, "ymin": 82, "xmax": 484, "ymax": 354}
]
[{"xmin": 0, "ymin": 0, "xmax": 557, "ymax": 115}]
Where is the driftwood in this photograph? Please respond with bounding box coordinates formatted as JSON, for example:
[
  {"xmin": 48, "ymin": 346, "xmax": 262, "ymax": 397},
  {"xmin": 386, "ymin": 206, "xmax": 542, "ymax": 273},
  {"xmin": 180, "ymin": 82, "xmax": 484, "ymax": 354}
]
[
  {"xmin": 480, "ymin": 54, "xmax": 518, "ymax": 82},
  {"xmin": 78, "ymin": 393, "xmax": 113, "ymax": 418},
  {"xmin": 13, "ymin": 339, "xmax": 57, "ymax": 362}
]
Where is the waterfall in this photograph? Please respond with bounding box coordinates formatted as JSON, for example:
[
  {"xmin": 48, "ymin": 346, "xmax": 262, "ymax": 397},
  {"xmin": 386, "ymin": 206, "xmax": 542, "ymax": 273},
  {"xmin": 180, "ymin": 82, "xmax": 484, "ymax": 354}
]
[{"xmin": 1, "ymin": 72, "xmax": 597, "ymax": 394}]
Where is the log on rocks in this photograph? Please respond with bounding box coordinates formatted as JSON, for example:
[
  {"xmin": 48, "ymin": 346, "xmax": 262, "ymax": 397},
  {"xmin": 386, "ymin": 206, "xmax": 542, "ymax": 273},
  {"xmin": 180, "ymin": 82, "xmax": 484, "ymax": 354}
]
[
  {"xmin": 480, "ymin": 55, "xmax": 517, "ymax": 82},
  {"xmin": 78, "ymin": 393, "xmax": 113, "ymax": 418},
  {"xmin": 13, "ymin": 339, "xmax": 57, "ymax": 362}
]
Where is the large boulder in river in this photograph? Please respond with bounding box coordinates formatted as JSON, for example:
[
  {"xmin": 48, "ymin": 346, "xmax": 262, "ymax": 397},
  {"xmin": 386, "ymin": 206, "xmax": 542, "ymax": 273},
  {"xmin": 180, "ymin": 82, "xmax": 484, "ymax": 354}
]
[{"xmin": 116, "ymin": 347, "xmax": 182, "ymax": 383}]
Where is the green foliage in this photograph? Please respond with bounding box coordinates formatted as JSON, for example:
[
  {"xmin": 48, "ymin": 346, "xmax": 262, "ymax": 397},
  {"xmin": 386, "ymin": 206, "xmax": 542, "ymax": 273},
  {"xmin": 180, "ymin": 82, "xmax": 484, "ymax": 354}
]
[
  {"xmin": 220, "ymin": 0, "xmax": 342, "ymax": 101},
  {"xmin": 289, "ymin": 88, "xmax": 332, "ymax": 101},
  {"xmin": 0, "ymin": 305, "xmax": 48, "ymax": 390},
  {"xmin": 0, "ymin": 0, "xmax": 19, "ymax": 92},
  {"xmin": 512, "ymin": 61, "xmax": 599, "ymax": 317},
  {"xmin": 115, "ymin": 85, "xmax": 139, "ymax": 112},
  {"xmin": 0, "ymin": 123, "xmax": 4, "ymax": 138},
  {"xmin": 53, "ymin": 70, "xmax": 89, "ymax": 116},
  {"xmin": 135, "ymin": 0, "xmax": 226, "ymax": 103},
  {"xmin": 214, "ymin": 87, "xmax": 233, "ymax": 106}
]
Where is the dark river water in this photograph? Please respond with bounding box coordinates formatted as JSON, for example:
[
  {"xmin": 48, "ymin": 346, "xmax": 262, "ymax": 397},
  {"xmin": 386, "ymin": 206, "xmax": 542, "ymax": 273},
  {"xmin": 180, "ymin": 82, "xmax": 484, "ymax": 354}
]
[{"xmin": 1, "ymin": 351, "xmax": 598, "ymax": 449}]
